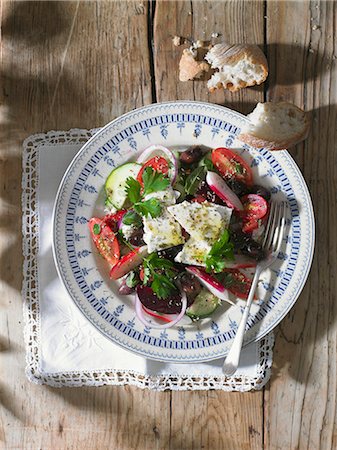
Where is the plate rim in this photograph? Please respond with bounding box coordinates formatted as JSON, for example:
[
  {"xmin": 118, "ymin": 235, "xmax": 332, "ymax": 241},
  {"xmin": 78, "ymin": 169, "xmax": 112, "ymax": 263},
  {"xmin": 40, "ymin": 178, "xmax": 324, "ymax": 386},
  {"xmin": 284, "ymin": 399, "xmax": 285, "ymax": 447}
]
[{"xmin": 52, "ymin": 100, "xmax": 315, "ymax": 363}]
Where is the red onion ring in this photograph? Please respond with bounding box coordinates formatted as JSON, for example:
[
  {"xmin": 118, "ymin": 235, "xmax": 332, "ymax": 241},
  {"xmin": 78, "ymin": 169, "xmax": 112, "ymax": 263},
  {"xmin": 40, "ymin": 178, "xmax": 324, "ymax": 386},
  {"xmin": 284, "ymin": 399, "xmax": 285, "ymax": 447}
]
[
  {"xmin": 137, "ymin": 144, "xmax": 178, "ymax": 184},
  {"xmin": 135, "ymin": 290, "xmax": 187, "ymax": 329}
]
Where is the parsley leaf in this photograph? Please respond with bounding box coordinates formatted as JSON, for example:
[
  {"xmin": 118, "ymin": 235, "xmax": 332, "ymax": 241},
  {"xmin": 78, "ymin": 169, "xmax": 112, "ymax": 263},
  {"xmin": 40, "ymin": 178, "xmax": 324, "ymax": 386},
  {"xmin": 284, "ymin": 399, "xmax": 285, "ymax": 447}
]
[
  {"xmin": 93, "ymin": 223, "xmax": 101, "ymax": 235},
  {"xmin": 151, "ymin": 273, "xmax": 176, "ymax": 299},
  {"xmin": 125, "ymin": 177, "xmax": 142, "ymax": 203},
  {"xmin": 204, "ymin": 229, "xmax": 234, "ymax": 273},
  {"xmin": 184, "ymin": 166, "xmax": 206, "ymax": 195},
  {"xmin": 122, "ymin": 210, "xmax": 142, "ymax": 226},
  {"xmin": 142, "ymin": 253, "xmax": 177, "ymax": 299},
  {"xmin": 124, "ymin": 167, "xmax": 168, "ymax": 219},
  {"xmin": 142, "ymin": 167, "xmax": 170, "ymax": 195},
  {"xmin": 134, "ymin": 198, "xmax": 162, "ymax": 218}
]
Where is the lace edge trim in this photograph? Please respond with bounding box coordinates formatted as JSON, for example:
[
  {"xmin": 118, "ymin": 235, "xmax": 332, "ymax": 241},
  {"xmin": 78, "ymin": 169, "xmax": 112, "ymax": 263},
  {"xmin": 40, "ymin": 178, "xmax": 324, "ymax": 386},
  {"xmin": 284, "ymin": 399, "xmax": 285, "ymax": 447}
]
[{"xmin": 22, "ymin": 128, "xmax": 274, "ymax": 390}]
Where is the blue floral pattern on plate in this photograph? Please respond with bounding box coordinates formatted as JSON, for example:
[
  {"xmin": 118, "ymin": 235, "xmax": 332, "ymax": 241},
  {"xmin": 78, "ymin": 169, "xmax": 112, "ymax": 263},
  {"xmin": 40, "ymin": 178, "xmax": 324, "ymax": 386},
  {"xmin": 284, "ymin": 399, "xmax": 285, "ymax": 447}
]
[{"xmin": 53, "ymin": 101, "xmax": 315, "ymax": 362}]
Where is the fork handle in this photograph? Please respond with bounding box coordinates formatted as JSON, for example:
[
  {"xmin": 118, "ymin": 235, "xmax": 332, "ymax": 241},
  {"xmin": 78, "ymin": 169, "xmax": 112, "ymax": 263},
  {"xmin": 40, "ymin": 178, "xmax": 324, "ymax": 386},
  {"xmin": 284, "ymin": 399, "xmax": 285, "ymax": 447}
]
[{"xmin": 222, "ymin": 266, "xmax": 262, "ymax": 375}]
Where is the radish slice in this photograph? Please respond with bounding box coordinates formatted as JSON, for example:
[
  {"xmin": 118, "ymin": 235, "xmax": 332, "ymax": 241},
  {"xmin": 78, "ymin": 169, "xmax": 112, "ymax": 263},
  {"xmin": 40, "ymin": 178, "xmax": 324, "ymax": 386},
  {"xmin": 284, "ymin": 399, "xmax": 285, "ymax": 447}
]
[
  {"xmin": 110, "ymin": 246, "xmax": 148, "ymax": 279},
  {"xmin": 206, "ymin": 171, "xmax": 243, "ymax": 211},
  {"xmin": 135, "ymin": 290, "xmax": 187, "ymax": 329},
  {"xmin": 142, "ymin": 306, "xmax": 174, "ymax": 324},
  {"xmin": 186, "ymin": 266, "xmax": 235, "ymax": 306},
  {"xmin": 137, "ymin": 145, "xmax": 178, "ymax": 184},
  {"xmin": 223, "ymin": 255, "xmax": 257, "ymax": 269}
]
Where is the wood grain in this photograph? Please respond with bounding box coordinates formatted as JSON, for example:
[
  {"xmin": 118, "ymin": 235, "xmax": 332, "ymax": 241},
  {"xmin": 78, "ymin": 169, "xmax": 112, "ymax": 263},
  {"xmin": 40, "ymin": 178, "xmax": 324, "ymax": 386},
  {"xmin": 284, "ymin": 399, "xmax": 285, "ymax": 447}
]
[
  {"xmin": 153, "ymin": 2, "xmax": 265, "ymax": 449},
  {"xmin": 1, "ymin": 0, "xmax": 337, "ymax": 449},
  {"xmin": 264, "ymin": 1, "xmax": 337, "ymax": 449},
  {"xmin": 0, "ymin": 2, "xmax": 170, "ymax": 450},
  {"xmin": 153, "ymin": 0, "xmax": 265, "ymax": 114}
]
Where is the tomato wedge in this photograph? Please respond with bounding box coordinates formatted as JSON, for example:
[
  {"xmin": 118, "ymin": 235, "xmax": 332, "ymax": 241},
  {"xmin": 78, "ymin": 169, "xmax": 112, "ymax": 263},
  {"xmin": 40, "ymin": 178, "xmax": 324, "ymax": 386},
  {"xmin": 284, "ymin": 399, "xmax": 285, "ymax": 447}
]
[
  {"xmin": 136, "ymin": 156, "xmax": 169, "ymax": 184},
  {"xmin": 212, "ymin": 148, "xmax": 253, "ymax": 186},
  {"xmin": 103, "ymin": 209, "xmax": 127, "ymax": 232},
  {"xmin": 191, "ymin": 195, "xmax": 207, "ymax": 203},
  {"xmin": 220, "ymin": 269, "xmax": 255, "ymax": 300},
  {"xmin": 241, "ymin": 194, "xmax": 268, "ymax": 233},
  {"xmin": 89, "ymin": 218, "xmax": 120, "ymax": 266},
  {"xmin": 242, "ymin": 218, "xmax": 259, "ymax": 234},
  {"xmin": 110, "ymin": 246, "xmax": 148, "ymax": 280},
  {"xmin": 241, "ymin": 194, "xmax": 268, "ymax": 219}
]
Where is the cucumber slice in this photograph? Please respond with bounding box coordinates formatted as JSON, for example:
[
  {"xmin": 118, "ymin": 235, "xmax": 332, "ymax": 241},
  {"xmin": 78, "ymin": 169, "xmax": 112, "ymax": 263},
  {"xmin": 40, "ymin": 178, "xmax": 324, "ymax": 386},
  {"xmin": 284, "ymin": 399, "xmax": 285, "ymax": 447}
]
[
  {"xmin": 105, "ymin": 162, "xmax": 141, "ymax": 209},
  {"xmin": 186, "ymin": 289, "xmax": 221, "ymax": 321}
]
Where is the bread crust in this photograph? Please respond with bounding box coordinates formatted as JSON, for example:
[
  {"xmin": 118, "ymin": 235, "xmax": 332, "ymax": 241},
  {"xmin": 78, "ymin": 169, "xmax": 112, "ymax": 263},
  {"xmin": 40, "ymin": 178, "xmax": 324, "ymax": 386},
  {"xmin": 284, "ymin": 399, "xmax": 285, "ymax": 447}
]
[
  {"xmin": 238, "ymin": 103, "xmax": 311, "ymax": 150},
  {"xmin": 179, "ymin": 48, "xmax": 209, "ymax": 82},
  {"xmin": 206, "ymin": 43, "xmax": 268, "ymax": 92}
]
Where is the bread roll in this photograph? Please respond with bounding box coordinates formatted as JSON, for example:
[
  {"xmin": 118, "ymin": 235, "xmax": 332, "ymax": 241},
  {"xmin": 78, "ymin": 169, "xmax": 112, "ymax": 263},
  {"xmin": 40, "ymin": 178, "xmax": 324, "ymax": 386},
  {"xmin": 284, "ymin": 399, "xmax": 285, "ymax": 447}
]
[
  {"xmin": 205, "ymin": 43, "xmax": 268, "ymax": 92},
  {"xmin": 238, "ymin": 102, "xmax": 311, "ymax": 150}
]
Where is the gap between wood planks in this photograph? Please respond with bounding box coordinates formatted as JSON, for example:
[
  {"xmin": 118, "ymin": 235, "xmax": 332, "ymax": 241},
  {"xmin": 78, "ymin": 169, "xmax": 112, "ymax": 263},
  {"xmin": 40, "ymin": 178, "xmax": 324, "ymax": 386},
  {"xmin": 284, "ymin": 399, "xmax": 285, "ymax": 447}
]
[{"xmin": 147, "ymin": 1, "xmax": 269, "ymax": 447}]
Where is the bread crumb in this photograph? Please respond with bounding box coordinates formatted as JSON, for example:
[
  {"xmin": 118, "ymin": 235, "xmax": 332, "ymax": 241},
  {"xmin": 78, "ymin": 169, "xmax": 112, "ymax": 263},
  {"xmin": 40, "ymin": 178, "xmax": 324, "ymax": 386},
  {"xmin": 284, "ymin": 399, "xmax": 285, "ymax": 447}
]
[
  {"xmin": 211, "ymin": 32, "xmax": 219, "ymax": 38},
  {"xmin": 312, "ymin": 24, "xmax": 320, "ymax": 30},
  {"xmin": 179, "ymin": 48, "xmax": 209, "ymax": 81},
  {"xmin": 172, "ymin": 35, "xmax": 183, "ymax": 47},
  {"xmin": 309, "ymin": 48, "xmax": 314, "ymax": 53}
]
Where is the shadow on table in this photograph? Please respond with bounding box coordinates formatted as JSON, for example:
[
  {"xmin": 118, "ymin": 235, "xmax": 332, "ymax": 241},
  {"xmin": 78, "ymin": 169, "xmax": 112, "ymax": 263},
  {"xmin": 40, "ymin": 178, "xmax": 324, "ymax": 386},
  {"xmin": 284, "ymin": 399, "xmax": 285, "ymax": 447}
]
[
  {"xmin": 268, "ymin": 104, "xmax": 337, "ymax": 385},
  {"xmin": 0, "ymin": 1, "xmax": 89, "ymax": 298},
  {"xmin": 200, "ymin": 41, "xmax": 328, "ymax": 115}
]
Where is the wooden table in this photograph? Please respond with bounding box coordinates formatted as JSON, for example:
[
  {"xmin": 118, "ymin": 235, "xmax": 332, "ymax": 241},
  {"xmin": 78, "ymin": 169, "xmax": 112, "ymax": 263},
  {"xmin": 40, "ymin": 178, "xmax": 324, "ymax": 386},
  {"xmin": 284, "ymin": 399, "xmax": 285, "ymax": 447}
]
[{"xmin": 1, "ymin": 1, "xmax": 336, "ymax": 449}]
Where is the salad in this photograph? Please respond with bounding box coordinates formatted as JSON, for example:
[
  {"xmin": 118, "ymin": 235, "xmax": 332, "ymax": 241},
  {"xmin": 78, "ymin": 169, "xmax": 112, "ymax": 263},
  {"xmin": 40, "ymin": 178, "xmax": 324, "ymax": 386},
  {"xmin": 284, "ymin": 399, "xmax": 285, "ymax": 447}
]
[{"xmin": 89, "ymin": 145, "xmax": 270, "ymax": 329}]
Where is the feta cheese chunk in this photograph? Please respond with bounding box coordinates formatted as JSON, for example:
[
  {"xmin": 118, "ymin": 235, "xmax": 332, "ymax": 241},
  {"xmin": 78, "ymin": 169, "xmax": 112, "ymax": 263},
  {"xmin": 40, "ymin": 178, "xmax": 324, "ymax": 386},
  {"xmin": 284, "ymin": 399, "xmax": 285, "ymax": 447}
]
[
  {"xmin": 175, "ymin": 238, "xmax": 210, "ymax": 266},
  {"xmin": 167, "ymin": 201, "xmax": 232, "ymax": 246},
  {"xmin": 143, "ymin": 186, "xmax": 177, "ymax": 206},
  {"xmin": 120, "ymin": 223, "xmax": 136, "ymax": 240},
  {"xmin": 168, "ymin": 201, "xmax": 233, "ymax": 266},
  {"xmin": 143, "ymin": 210, "xmax": 185, "ymax": 253}
]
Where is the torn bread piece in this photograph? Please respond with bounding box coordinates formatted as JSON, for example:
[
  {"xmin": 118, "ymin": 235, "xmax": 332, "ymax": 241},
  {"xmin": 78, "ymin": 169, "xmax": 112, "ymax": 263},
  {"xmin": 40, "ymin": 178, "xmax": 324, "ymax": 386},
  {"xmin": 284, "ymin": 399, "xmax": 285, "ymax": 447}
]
[
  {"xmin": 238, "ymin": 102, "xmax": 311, "ymax": 150},
  {"xmin": 205, "ymin": 43, "xmax": 268, "ymax": 92},
  {"xmin": 179, "ymin": 48, "xmax": 210, "ymax": 82}
]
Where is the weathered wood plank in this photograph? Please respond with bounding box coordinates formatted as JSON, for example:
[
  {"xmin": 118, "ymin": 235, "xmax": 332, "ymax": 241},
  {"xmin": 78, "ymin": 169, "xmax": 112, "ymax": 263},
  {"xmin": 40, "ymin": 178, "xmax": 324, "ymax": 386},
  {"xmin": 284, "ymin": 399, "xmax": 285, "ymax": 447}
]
[
  {"xmin": 264, "ymin": 1, "xmax": 337, "ymax": 449},
  {"xmin": 0, "ymin": 2, "xmax": 171, "ymax": 450},
  {"xmin": 153, "ymin": 0, "xmax": 265, "ymax": 114},
  {"xmin": 154, "ymin": 2, "xmax": 265, "ymax": 449}
]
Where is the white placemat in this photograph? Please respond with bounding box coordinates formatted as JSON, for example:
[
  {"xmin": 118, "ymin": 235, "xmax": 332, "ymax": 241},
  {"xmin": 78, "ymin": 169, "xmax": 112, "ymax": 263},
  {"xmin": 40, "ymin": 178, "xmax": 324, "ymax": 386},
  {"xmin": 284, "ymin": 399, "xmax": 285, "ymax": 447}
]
[{"xmin": 22, "ymin": 128, "xmax": 274, "ymax": 390}]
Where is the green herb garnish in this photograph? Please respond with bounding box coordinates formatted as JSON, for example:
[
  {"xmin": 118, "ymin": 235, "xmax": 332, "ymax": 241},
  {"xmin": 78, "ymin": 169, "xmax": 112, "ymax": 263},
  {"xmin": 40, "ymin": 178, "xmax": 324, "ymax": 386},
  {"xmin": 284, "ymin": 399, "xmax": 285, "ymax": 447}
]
[
  {"xmin": 199, "ymin": 154, "xmax": 215, "ymax": 171},
  {"xmin": 125, "ymin": 177, "xmax": 142, "ymax": 203},
  {"xmin": 134, "ymin": 198, "xmax": 162, "ymax": 218},
  {"xmin": 122, "ymin": 210, "xmax": 142, "ymax": 227},
  {"xmin": 235, "ymin": 162, "xmax": 243, "ymax": 174},
  {"xmin": 126, "ymin": 271, "xmax": 139, "ymax": 288},
  {"xmin": 118, "ymin": 229, "xmax": 134, "ymax": 251},
  {"xmin": 142, "ymin": 253, "xmax": 177, "ymax": 299},
  {"xmin": 184, "ymin": 166, "xmax": 206, "ymax": 196},
  {"xmin": 204, "ymin": 229, "xmax": 234, "ymax": 273},
  {"xmin": 142, "ymin": 167, "xmax": 170, "ymax": 195},
  {"xmin": 93, "ymin": 223, "xmax": 101, "ymax": 235},
  {"xmin": 125, "ymin": 167, "xmax": 170, "ymax": 218}
]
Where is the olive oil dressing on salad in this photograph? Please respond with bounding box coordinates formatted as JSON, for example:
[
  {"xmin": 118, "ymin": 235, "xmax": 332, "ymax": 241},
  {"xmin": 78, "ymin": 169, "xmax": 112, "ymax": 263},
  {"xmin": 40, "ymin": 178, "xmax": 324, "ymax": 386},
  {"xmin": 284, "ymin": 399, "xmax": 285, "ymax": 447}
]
[{"xmin": 89, "ymin": 144, "xmax": 271, "ymax": 328}]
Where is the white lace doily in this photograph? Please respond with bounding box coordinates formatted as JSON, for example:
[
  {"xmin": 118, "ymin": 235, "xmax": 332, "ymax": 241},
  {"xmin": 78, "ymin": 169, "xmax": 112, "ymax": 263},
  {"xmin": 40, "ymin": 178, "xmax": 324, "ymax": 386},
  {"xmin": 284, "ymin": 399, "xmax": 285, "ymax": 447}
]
[{"xmin": 22, "ymin": 128, "xmax": 274, "ymax": 390}]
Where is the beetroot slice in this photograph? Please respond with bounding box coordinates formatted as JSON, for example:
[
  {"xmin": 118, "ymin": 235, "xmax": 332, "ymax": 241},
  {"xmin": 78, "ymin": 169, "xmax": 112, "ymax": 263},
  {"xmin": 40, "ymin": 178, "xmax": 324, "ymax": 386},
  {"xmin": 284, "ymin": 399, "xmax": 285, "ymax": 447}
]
[{"xmin": 136, "ymin": 285, "xmax": 189, "ymax": 314}]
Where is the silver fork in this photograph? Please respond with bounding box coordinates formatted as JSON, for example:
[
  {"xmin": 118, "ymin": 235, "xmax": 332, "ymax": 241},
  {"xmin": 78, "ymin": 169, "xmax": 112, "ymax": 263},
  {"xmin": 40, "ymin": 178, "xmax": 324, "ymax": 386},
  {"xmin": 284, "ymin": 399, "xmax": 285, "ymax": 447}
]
[{"xmin": 222, "ymin": 201, "xmax": 287, "ymax": 376}]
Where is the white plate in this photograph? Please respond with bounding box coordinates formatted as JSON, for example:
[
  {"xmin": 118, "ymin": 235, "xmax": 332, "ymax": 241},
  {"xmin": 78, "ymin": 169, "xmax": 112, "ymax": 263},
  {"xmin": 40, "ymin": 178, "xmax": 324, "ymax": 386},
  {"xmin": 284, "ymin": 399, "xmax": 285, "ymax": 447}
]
[{"xmin": 53, "ymin": 101, "xmax": 315, "ymax": 362}]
